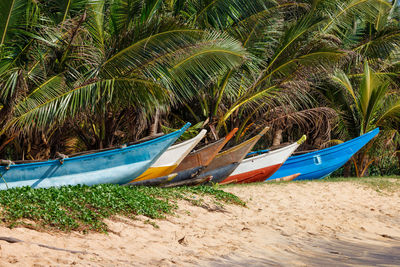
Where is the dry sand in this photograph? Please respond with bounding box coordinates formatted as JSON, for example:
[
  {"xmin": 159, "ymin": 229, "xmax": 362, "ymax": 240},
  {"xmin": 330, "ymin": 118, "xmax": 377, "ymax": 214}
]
[{"xmin": 0, "ymin": 181, "xmax": 400, "ymax": 266}]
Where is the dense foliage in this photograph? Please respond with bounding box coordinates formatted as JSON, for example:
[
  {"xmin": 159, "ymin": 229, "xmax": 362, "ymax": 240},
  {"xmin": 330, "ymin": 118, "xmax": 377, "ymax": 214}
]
[{"xmin": 0, "ymin": 0, "xmax": 399, "ymax": 176}]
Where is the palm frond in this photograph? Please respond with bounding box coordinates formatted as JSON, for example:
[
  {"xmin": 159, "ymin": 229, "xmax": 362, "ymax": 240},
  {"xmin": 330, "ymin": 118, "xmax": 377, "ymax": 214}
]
[
  {"xmin": 85, "ymin": 0, "xmax": 105, "ymax": 47},
  {"xmin": 0, "ymin": 0, "xmax": 26, "ymax": 45},
  {"xmin": 2, "ymin": 77, "xmax": 167, "ymax": 134},
  {"xmin": 191, "ymin": 0, "xmax": 276, "ymax": 30}
]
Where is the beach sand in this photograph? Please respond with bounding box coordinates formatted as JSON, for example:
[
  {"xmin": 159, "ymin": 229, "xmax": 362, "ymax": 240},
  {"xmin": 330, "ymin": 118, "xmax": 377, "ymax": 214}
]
[{"xmin": 0, "ymin": 180, "xmax": 399, "ymax": 266}]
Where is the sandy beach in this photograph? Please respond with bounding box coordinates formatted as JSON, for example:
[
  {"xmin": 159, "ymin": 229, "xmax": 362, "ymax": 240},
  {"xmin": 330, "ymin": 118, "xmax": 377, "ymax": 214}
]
[{"xmin": 0, "ymin": 180, "xmax": 400, "ymax": 266}]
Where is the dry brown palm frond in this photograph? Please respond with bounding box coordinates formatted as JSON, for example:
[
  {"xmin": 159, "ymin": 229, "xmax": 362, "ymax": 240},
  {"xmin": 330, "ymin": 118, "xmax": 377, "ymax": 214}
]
[{"xmin": 264, "ymin": 106, "xmax": 337, "ymax": 147}]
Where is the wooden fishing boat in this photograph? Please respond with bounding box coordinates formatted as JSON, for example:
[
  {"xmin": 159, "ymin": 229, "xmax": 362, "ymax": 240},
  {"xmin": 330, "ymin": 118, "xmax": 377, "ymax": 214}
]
[
  {"xmin": 128, "ymin": 166, "xmax": 204, "ymax": 187},
  {"xmin": 0, "ymin": 123, "xmax": 191, "ymax": 190},
  {"xmin": 220, "ymin": 135, "xmax": 306, "ymax": 184},
  {"xmin": 267, "ymin": 128, "xmax": 380, "ymax": 181},
  {"xmin": 149, "ymin": 128, "xmax": 239, "ymax": 186},
  {"xmin": 131, "ymin": 129, "xmax": 207, "ymax": 182},
  {"xmin": 198, "ymin": 126, "xmax": 270, "ymax": 183},
  {"xmin": 174, "ymin": 128, "xmax": 238, "ymax": 172},
  {"xmin": 198, "ymin": 163, "xmax": 240, "ymax": 184}
]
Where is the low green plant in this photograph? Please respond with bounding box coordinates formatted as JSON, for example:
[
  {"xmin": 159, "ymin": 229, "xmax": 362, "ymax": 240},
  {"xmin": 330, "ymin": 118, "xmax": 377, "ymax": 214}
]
[{"xmin": 0, "ymin": 184, "xmax": 244, "ymax": 233}]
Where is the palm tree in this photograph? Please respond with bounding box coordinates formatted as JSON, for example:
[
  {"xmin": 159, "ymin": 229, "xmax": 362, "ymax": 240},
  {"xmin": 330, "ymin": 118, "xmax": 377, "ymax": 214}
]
[
  {"xmin": 321, "ymin": 62, "xmax": 400, "ymax": 176},
  {"xmin": 0, "ymin": 0, "xmax": 247, "ymax": 157},
  {"xmin": 0, "ymin": 0, "xmax": 399, "ymax": 169},
  {"xmin": 174, "ymin": 0, "xmax": 388, "ymax": 142}
]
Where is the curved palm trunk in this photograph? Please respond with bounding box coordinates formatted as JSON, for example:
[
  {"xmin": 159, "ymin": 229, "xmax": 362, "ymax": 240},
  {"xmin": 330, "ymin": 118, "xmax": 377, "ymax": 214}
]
[
  {"xmin": 272, "ymin": 129, "xmax": 283, "ymax": 147},
  {"xmin": 397, "ymin": 144, "xmax": 400, "ymax": 170},
  {"xmin": 150, "ymin": 109, "xmax": 160, "ymax": 136}
]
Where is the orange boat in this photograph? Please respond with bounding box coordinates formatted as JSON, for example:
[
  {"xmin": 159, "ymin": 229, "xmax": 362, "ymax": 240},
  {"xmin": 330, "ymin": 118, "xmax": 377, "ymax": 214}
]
[{"xmin": 174, "ymin": 128, "xmax": 238, "ymax": 172}]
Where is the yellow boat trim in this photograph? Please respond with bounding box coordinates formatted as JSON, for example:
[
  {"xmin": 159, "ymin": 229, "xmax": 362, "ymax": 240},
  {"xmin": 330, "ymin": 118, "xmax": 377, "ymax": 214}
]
[
  {"xmin": 132, "ymin": 165, "xmax": 178, "ymax": 182},
  {"xmin": 297, "ymin": 135, "xmax": 307, "ymax": 144}
]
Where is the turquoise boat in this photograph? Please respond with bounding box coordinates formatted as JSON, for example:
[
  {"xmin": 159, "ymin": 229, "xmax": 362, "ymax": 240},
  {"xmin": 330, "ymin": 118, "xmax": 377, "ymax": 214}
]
[
  {"xmin": 0, "ymin": 123, "xmax": 191, "ymax": 190},
  {"xmin": 267, "ymin": 128, "xmax": 379, "ymax": 181}
]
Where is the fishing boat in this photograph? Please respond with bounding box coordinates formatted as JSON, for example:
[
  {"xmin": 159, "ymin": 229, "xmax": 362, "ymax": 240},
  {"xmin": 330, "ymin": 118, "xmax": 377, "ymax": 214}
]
[
  {"xmin": 131, "ymin": 129, "xmax": 207, "ymax": 182},
  {"xmin": 174, "ymin": 128, "xmax": 238, "ymax": 172},
  {"xmin": 267, "ymin": 128, "xmax": 380, "ymax": 181},
  {"xmin": 0, "ymin": 123, "xmax": 191, "ymax": 190},
  {"xmin": 220, "ymin": 135, "xmax": 306, "ymax": 184},
  {"xmin": 198, "ymin": 163, "xmax": 240, "ymax": 184},
  {"xmin": 200, "ymin": 126, "xmax": 270, "ymax": 183},
  {"xmin": 128, "ymin": 166, "xmax": 204, "ymax": 187},
  {"xmin": 139, "ymin": 128, "xmax": 238, "ymax": 186}
]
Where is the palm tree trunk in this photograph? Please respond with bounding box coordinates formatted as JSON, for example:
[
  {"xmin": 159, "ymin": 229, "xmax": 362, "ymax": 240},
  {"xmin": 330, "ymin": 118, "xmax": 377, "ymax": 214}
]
[
  {"xmin": 272, "ymin": 129, "xmax": 283, "ymax": 147},
  {"xmin": 343, "ymin": 161, "xmax": 352, "ymax": 177},
  {"xmin": 150, "ymin": 109, "xmax": 160, "ymax": 136}
]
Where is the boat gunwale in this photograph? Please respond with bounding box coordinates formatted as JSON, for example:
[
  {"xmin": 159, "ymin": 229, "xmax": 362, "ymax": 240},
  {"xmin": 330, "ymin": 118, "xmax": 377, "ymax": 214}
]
[
  {"xmin": 242, "ymin": 140, "xmax": 300, "ymax": 163},
  {"xmin": 187, "ymin": 128, "xmax": 238, "ymax": 155},
  {"xmin": 187, "ymin": 137, "xmax": 225, "ymax": 155},
  {"xmin": 0, "ymin": 123, "xmax": 191, "ymax": 169},
  {"xmin": 281, "ymin": 128, "xmax": 379, "ymax": 161},
  {"xmin": 216, "ymin": 126, "xmax": 269, "ymax": 158},
  {"xmin": 167, "ymin": 129, "xmax": 207, "ymax": 150}
]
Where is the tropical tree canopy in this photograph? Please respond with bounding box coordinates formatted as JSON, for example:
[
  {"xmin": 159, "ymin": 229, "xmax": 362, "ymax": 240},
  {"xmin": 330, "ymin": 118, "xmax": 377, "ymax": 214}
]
[{"xmin": 0, "ymin": 0, "xmax": 399, "ymax": 176}]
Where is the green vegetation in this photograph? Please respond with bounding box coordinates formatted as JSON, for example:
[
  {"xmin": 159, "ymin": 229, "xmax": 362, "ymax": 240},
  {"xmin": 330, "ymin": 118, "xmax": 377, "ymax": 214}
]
[
  {"xmin": 324, "ymin": 176, "xmax": 400, "ymax": 193},
  {"xmin": 0, "ymin": 184, "xmax": 244, "ymax": 233},
  {"xmin": 0, "ymin": 0, "xmax": 399, "ymax": 176},
  {"xmin": 257, "ymin": 176, "xmax": 400, "ymax": 193},
  {"xmin": 221, "ymin": 176, "xmax": 400, "ymax": 192}
]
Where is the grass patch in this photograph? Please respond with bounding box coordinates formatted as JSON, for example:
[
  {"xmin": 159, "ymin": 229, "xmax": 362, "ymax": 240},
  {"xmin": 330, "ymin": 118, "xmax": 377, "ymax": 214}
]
[
  {"xmin": 219, "ymin": 176, "xmax": 400, "ymax": 194},
  {"xmin": 251, "ymin": 176, "xmax": 400, "ymax": 193},
  {"xmin": 0, "ymin": 184, "xmax": 244, "ymax": 233},
  {"xmin": 323, "ymin": 176, "xmax": 400, "ymax": 193}
]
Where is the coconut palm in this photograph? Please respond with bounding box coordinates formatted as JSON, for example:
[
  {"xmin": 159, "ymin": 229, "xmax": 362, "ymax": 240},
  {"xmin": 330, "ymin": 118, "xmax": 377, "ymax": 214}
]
[
  {"xmin": 0, "ymin": 0, "xmax": 247, "ymax": 156},
  {"xmin": 0, "ymin": 0, "xmax": 399, "ymax": 169},
  {"xmin": 320, "ymin": 62, "xmax": 400, "ymax": 176},
  {"xmin": 175, "ymin": 0, "xmax": 389, "ymax": 143}
]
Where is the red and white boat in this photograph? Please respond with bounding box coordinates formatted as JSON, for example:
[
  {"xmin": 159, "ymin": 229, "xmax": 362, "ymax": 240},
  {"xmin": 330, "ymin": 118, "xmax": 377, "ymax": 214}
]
[{"xmin": 220, "ymin": 135, "xmax": 306, "ymax": 184}]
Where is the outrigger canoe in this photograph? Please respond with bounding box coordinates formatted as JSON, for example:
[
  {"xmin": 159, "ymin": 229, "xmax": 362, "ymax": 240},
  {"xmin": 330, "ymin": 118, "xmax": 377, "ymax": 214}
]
[
  {"xmin": 220, "ymin": 135, "xmax": 306, "ymax": 184},
  {"xmin": 267, "ymin": 128, "xmax": 379, "ymax": 181},
  {"xmin": 200, "ymin": 126, "xmax": 270, "ymax": 183},
  {"xmin": 0, "ymin": 123, "xmax": 191, "ymax": 190},
  {"xmin": 132, "ymin": 129, "xmax": 207, "ymax": 182}
]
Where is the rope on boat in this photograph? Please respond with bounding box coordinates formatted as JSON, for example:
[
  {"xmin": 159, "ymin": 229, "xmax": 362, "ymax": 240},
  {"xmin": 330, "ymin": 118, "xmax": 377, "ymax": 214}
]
[
  {"xmin": 0, "ymin": 160, "xmax": 12, "ymax": 188},
  {"xmin": 56, "ymin": 152, "xmax": 69, "ymax": 164},
  {"xmin": 0, "ymin": 159, "xmax": 15, "ymax": 169},
  {"xmin": 0, "ymin": 173, "xmax": 9, "ymax": 189}
]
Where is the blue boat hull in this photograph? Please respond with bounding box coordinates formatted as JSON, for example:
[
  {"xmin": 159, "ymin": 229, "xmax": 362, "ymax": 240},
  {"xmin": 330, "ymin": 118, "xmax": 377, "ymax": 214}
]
[
  {"xmin": 267, "ymin": 128, "xmax": 379, "ymax": 181},
  {"xmin": 0, "ymin": 123, "xmax": 190, "ymax": 190}
]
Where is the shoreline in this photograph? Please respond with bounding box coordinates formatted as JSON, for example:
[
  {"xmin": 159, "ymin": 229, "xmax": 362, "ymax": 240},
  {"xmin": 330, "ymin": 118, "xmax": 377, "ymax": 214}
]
[{"xmin": 0, "ymin": 179, "xmax": 399, "ymax": 266}]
